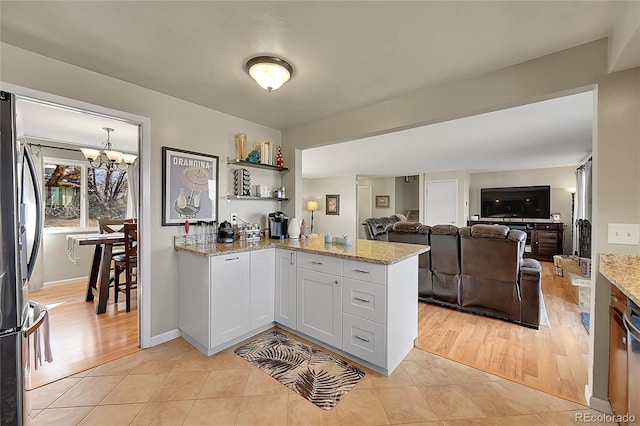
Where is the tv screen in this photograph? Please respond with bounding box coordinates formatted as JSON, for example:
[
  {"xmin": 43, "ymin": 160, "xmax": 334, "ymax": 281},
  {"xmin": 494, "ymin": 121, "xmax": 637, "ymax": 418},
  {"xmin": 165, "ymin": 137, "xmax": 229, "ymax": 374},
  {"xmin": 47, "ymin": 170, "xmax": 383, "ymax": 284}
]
[{"xmin": 481, "ymin": 185, "xmax": 551, "ymax": 219}]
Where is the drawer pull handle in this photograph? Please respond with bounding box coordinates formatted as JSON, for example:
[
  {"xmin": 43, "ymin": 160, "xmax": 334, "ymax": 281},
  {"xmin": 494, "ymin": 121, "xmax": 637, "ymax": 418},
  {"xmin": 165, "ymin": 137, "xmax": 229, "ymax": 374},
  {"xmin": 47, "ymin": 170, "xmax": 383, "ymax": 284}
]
[
  {"xmin": 354, "ymin": 269, "xmax": 370, "ymax": 274},
  {"xmin": 290, "ymin": 252, "xmax": 294, "ymax": 265},
  {"xmin": 311, "ymin": 261, "xmax": 323, "ymax": 265},
  {"xmin": 225, "ymin": 257, "xmax": 239, "ymax": 261},
  {"xmin": 354, "ymin": 297, "xmax": 370, "ymax": 303},
  {"xmin": 354, "ymin": 335, "xmax": 370, "ymax": 343}
]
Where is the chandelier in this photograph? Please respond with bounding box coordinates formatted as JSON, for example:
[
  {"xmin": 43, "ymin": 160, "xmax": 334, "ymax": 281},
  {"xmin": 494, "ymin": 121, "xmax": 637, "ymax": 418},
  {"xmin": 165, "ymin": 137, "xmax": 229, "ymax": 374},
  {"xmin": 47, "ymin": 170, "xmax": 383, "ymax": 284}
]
[{"xmin": 81, "ymin": 127, "xmax": 136, "ymax": 171}]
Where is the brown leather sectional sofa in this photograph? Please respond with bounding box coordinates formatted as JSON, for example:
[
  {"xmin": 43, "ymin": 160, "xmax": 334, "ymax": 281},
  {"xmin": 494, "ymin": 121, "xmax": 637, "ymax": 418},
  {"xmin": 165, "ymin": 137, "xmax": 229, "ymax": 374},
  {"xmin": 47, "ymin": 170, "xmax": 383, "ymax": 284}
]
[
  {"xmin": 361, "ymin": 216, "xmax": 401, "ymax": 240},
  {"xmin": 388, "ymin": 222, "xmax": 543, "ymax": 328}
]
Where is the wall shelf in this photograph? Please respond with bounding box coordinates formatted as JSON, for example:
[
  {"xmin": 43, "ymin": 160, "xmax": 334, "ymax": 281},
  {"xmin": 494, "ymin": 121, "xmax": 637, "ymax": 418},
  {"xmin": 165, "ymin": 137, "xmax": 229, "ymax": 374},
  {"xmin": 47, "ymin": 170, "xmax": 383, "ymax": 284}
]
[
  {"xmin": 227, "ymin": 195, "xmax": 289, "ymax": 202},
  {"xmin": 227, "ymin": 158, "xmax": 288, "ymax": 172}
]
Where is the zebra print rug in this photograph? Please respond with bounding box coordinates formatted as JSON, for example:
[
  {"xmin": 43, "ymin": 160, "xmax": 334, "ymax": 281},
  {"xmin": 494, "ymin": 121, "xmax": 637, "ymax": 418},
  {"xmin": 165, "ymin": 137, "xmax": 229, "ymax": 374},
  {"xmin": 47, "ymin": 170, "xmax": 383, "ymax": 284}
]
[{"xmin": 234, "ymin": 330, "xmax": 365, "ymax": 410}]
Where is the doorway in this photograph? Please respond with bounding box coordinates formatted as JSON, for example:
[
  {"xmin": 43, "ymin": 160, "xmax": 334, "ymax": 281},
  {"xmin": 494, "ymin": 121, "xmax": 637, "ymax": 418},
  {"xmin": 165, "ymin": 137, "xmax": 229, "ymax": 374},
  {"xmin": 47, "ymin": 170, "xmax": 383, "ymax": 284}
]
[
  {"xmin": 357, "ymin": 185, "xmax": 372, "ymax": 239},
  {"xmin": 11, "ymin": 91, "xmax": 147, "ymax": 389}
]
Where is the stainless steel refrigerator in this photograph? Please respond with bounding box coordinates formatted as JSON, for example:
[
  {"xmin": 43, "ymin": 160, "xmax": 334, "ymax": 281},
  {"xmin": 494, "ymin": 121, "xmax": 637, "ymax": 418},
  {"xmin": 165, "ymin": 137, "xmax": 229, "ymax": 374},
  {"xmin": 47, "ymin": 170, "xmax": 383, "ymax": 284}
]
[{"xmin": 0, "ymin": 91, "xmax": 44, "ymax": 425}]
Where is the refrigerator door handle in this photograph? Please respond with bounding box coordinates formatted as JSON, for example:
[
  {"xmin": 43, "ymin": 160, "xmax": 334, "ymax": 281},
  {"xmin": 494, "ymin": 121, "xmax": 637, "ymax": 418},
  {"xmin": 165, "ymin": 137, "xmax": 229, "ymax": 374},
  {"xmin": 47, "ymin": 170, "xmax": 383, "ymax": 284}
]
[
  {"xmin": 22, "ymin": 144, "xmax": 43, "ymax": 282},
  {"xmin": 23, "ymin": 301, "xmax": 46, "ymax": 337}
]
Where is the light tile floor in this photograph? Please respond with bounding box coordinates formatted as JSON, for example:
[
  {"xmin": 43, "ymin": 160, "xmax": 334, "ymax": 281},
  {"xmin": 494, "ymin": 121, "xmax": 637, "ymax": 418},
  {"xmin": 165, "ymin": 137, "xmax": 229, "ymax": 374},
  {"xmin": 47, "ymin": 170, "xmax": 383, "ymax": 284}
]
[{"xmin": 27, "ymin": 329, "xmax": 615, "ymax": 426}]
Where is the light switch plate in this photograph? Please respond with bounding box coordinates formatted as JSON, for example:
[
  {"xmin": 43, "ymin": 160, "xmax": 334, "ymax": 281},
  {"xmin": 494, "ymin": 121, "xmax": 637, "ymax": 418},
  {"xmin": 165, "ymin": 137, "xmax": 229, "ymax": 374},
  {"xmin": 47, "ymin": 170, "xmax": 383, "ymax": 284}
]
[{"xmin": 607, "ymin": 223, "xmax": 640, "ymax": 245}]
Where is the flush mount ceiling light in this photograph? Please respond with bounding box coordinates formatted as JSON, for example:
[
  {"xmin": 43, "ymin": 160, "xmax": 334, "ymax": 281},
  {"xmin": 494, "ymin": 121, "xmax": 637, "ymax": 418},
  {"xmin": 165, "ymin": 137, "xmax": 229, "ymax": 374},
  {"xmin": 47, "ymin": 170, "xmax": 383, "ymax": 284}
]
[{"xmin": 245, "ymin": 56, "xmax": 294, "ymax": 92}]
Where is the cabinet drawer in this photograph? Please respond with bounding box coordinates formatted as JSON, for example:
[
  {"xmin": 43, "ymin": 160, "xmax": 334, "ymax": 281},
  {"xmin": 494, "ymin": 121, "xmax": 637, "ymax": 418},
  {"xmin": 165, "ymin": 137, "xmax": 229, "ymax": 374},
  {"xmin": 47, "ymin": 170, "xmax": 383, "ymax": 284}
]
[
  {"xmin": 297, "ymin": 252, "xmax": 342, "ymax": 276},
  {"xmin": 611, "ymin": 284, "xmax": 627, "ymax": 314},
  {"xmin": 342, "ymin": 313, "xmax": 386, "ymax": 367},
  {"xmin": 343, "ymin": 278, "xmax": 386, "ymax": 324},
  {"xmin": 535, "ymin": 223, "xmax": 562, "ymax": 231},
  {"xmin": 343, "ymin": 259, "xmax": 386, "ymax": 285}
]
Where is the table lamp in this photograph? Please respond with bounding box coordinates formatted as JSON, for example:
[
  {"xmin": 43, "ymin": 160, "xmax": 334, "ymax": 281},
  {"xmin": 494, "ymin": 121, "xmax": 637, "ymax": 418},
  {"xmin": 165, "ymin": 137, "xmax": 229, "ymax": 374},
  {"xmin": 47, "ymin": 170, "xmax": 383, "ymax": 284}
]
[{"xmin": 306, "ymin": 200, "xmax": 319, "ymax": 234}]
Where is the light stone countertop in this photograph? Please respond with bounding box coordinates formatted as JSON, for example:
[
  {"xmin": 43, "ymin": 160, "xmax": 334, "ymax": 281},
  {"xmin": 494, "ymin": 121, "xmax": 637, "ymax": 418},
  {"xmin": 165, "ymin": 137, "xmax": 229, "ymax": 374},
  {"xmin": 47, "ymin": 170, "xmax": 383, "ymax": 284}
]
[
  {"xmin": 175, "ymin": 235, "xmax": 429, "ymax": 265},
  {"xmin": 600, "ymin": 253, "xmax": 640, "ymax": 306}
]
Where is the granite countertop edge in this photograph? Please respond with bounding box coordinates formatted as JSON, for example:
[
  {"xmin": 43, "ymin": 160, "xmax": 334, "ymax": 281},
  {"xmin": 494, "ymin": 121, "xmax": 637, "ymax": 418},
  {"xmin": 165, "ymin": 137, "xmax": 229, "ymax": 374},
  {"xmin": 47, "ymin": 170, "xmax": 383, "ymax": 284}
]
[
  {"xmin": 599, "ymin": 252, "xmax": 640, "ymax": 306},
  {"xmin": 174, "ymin": 238, "xmax": 429, "ymax": 265}
]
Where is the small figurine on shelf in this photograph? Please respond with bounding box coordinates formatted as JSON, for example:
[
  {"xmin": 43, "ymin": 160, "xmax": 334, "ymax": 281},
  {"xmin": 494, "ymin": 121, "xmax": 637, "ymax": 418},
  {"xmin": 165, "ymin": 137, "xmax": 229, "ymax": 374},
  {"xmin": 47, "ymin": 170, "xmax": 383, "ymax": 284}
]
[
  {"xmin": 276, "ymin": 145, "xmax": 284, "ymax": 168},
  {"xmin": 246, "ymin": 149, "xmax": 260, "ymax": 163}
]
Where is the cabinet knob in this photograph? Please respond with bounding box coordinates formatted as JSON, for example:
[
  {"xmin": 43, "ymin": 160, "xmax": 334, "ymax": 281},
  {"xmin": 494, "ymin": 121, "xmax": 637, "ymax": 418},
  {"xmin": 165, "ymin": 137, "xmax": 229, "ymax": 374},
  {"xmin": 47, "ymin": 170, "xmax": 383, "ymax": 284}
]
[{"xmin": 334, "ymin": 280, "xmax": 339, "ymax": 285}]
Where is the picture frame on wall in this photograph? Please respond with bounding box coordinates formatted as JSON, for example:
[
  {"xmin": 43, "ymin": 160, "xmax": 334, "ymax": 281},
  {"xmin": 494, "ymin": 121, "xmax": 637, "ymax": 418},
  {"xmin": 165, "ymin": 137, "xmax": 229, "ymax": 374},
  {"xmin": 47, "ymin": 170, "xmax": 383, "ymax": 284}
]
[
  {"xmin": 376, "ymin": 195, "xmax": 390, "ymax": 208},
  {"xmin": 162, "ymin": 146, "xmax": 219, "ymax": 226},
  {"xmin": 326, "ymin": 194, "xmax": 340, "ymax": 215}
]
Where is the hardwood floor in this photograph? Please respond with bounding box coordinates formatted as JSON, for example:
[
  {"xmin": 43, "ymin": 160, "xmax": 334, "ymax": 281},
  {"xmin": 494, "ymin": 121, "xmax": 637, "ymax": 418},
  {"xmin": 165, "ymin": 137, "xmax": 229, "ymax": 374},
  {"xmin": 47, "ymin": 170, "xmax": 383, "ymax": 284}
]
[
  {"xmin": 27, "ymin": 279, "xmax": 139, "ymax": 390},
  {"xmin": 417, "ymin": 261, "xmax": 590, "ymax": 405}
]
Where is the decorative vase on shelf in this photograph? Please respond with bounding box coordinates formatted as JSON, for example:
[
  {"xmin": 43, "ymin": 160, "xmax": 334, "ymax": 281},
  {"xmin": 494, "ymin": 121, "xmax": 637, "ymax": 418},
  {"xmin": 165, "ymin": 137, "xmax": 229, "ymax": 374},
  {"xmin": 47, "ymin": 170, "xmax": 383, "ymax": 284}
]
[
  {"xmin": 300, "ymin": 219, "xmax": 307, "ymax": 237},
  {"xmin": 288, "ymin": 217, "xmax": 301, "ymax": 239}
]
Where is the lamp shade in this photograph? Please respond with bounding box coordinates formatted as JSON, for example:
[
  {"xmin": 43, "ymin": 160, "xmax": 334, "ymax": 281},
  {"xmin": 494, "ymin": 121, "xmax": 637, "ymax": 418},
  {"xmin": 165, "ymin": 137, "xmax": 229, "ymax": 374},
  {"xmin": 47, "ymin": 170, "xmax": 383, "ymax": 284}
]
[
  {"xmin": 306, "ymin": 200, "xmax": 319, "ymax": 211},
  {"xmin": 81, "ymin": 148, "xmax": 100, "ymax": 161},
  {"xmin": 122, "ymin": 154, "xmax": 138, "ymax": 165},
  {"xmin": 246, "ymin": 56, "xmax": 294, "ymax": 92}
]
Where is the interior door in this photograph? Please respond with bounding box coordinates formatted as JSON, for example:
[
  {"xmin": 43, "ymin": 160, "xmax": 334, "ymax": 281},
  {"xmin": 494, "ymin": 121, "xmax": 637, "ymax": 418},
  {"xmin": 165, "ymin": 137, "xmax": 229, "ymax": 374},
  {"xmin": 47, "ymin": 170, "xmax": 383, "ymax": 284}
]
[
  {"xmin": 425, "ymin": 180, "xmax": 457, "ymax": 226},
  {"xmin": 357, "ymin": 186, "xmax": 372, "ymax": 239}
]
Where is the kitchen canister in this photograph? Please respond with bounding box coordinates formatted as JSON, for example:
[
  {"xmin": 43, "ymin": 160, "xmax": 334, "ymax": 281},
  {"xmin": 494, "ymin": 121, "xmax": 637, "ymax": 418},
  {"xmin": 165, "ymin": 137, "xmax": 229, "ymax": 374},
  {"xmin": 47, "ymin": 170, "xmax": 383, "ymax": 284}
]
[{"xmin": 287, "ymin": 217, "xmax": 301, "ymax": 239}]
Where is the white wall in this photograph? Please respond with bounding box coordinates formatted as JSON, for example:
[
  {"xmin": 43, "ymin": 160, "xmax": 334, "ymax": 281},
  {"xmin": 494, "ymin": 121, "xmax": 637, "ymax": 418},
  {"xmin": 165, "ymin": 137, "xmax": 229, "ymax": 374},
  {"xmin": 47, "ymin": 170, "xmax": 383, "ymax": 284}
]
[
  {"xmin": 302, "ymin": 175, "xmax": 357, "ymax": 240},
  {"xmin": 358, "ymin": 177, "xmax": 396, "ymax": 218},
  {"xmin": 469, "ymin": 166, "xmax": 577, "ymax": 253},
  {"xmin": 590, "ymin": 68, "xmax": 640, "ymax": 404},
  {"xmin": 0, "ymin": 43, "xmax": 282, "ymax": 338},
  {"xmin": 283, "ymin": 39, "xmax": 640, "ymax": 407}
]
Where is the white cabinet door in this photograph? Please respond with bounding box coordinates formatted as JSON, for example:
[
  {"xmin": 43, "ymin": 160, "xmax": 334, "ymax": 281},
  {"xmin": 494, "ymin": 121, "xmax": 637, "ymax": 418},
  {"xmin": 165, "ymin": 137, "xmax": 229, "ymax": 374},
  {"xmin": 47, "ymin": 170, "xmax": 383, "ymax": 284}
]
[
  {"xmin": 297, "ymin": 268, "xmax": 342, "ymax": 348},
  {"xmin": 250, "ymin": 249, "xmax": 275, "ymax": 329},
  {"xmin": 275, "ymin": 249, "xmax": 297, "ymax": 329},
  {"xmin": 210, "ymin": 252, "xmax": 250, "ymax": 347}
]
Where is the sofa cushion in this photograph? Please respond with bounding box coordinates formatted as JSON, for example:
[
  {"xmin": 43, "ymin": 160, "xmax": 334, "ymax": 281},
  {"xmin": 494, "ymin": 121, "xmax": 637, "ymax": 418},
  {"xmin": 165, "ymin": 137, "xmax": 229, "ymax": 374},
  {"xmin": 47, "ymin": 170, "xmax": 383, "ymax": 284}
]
[
  {"xmin": 469, "ymin": 224, "xmax": 509, "ymax": 238},
  {"xmin": 432, "ymin": 224, "xmax": 459, "ymax": 236}
]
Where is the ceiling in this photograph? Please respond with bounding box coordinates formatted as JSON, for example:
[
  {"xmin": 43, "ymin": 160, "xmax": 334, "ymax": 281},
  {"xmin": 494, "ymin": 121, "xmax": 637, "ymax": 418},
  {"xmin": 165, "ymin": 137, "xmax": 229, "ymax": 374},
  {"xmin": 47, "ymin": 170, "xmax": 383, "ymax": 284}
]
[
  {"xmin": 16, "ymin": 99, "xmax": 139, "ymax": 153},
  {"xmin": 1, "ymin": 1, "xmax": 637, "ymax": 175},
  {"xmin": 303, "ymin": 91, "xmax": 593, "ymax": 178}
]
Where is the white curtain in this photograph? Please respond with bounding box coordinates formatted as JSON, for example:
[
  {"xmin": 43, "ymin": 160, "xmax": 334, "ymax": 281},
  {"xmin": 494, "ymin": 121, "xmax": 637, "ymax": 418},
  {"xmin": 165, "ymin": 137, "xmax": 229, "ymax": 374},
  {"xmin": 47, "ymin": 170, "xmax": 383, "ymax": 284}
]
[
  {"xmin": 126, "ymin": 158, "xmax": 139, "ymax": 220},
  {"xmin": 573, "ymin": 158, "xmax": 592, "ymax": 254},
  {"xmin": 27, "ymin": 143, "xmax": 45, "ymax": 291}
]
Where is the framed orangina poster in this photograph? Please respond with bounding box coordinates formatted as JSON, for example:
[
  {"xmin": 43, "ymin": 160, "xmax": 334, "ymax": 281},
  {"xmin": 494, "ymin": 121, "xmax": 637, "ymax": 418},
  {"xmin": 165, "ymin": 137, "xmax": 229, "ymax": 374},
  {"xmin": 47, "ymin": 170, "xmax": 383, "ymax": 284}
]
[{"xmin": 162, "ymin": 146, "xmax": 219, "ymax": 226}]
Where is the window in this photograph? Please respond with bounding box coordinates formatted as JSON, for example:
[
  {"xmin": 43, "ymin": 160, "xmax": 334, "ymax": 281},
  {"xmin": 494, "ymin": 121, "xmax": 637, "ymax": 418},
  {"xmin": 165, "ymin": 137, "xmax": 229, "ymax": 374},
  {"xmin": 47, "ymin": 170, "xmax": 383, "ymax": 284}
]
[
  {"xmin": 44, "ymin": 157, "xmax": 129, "ymax": 229},
  {"xmin": 44, "ymin": 160, "xmax": 84, "ymax": 228},
  {"xmin": 87, "ymin": 168, "xmax": 128, "ymax": 228}
]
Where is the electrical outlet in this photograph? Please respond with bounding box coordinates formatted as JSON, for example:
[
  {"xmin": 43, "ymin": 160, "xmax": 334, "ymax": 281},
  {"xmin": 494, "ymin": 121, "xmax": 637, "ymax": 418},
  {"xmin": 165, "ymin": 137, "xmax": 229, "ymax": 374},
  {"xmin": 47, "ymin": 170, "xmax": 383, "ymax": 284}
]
[
  {"xmin": 230, "ymin": 212, "xmax": 238, "ymax": 224},
  {"xmin": 607, "ymin": 223, "xmax": 640, "ymax": 245}
]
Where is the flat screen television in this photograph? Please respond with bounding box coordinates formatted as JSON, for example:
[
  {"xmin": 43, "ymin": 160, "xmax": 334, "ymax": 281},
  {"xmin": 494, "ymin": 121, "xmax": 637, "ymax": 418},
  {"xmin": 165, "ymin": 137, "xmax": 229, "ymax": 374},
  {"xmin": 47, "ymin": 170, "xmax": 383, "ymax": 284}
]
[{"xmin": 480, "ymin": 185, "xmax": 551, "ymax": 219}]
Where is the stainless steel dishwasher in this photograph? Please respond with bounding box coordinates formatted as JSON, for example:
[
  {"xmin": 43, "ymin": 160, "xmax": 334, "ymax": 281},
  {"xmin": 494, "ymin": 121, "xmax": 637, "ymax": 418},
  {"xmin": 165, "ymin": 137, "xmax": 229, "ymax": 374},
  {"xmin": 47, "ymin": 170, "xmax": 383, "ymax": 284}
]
[{"xmin": 624, "ymin": 300, "xmax": 640, "ymax": 423}]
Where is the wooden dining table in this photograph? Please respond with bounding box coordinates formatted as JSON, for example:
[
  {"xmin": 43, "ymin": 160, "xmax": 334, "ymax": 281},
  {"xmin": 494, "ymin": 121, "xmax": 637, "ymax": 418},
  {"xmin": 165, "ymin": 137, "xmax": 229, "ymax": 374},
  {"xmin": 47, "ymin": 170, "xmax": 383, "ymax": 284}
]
[{"xmin": 67, "ymin": 232, "xmax": 125, "ymax": 314}]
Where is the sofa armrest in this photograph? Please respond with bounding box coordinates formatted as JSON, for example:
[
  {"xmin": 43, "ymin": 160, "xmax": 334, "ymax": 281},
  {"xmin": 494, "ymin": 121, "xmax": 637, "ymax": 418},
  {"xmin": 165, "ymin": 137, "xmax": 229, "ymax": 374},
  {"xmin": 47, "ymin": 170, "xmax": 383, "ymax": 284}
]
[{"xmin": 519, "ymin": 258, "xmax": 542, "ymax": 328}]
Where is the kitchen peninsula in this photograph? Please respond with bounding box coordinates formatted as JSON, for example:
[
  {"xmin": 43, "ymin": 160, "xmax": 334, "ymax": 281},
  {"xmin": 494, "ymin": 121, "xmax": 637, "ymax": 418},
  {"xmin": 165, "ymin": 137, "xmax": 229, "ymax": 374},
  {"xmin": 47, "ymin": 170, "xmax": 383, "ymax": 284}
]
[{"xmin": 175, "ymin": 236, "xmax": 429, "ymax": 376}]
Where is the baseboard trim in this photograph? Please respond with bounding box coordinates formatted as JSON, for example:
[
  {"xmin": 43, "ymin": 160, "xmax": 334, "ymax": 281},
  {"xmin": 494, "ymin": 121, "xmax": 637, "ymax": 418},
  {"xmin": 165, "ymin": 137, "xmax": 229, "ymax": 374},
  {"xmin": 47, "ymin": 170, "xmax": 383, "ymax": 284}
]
[
  {"xmin": 150, "ymin": 329, "xmax": 181, "ymax": 347},
  {"xmin": 584, "ymin": 385, "xmax": 612, "ymax": 414},
  {"xmin": 42, "ymin": 277, "xmax": 89, "ymax": 288}
]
